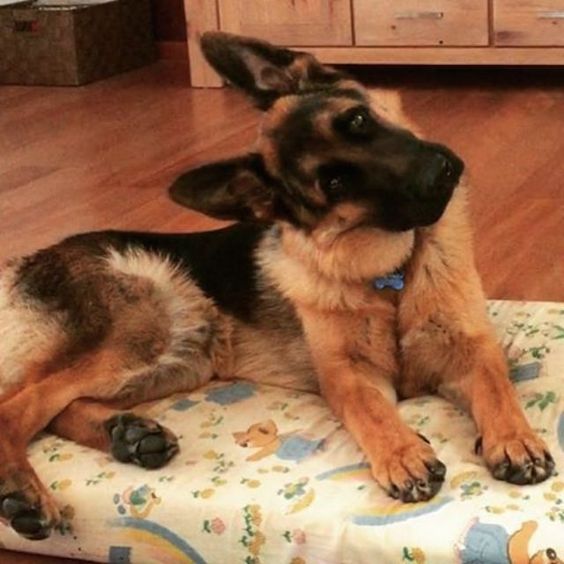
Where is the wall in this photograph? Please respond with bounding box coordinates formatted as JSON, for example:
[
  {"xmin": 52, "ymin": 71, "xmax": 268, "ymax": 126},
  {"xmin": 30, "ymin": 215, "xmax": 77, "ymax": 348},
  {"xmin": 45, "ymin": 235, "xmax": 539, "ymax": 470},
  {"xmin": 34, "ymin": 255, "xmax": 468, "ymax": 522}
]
[{"xmin": 151, "ymin": 0, "xmax": 186, "ymax": 42}]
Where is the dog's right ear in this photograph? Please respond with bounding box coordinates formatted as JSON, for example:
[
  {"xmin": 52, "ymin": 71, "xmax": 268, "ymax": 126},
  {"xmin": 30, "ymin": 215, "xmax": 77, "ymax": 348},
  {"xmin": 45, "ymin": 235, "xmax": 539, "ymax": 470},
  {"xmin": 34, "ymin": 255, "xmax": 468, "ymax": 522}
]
[
  {"xmin": 201, "ymin": 31, "xmax": 343, "ymax": 109},
  {"xmin": 169, "ymin": 154, "xmax": 282, "ymax": 222}
]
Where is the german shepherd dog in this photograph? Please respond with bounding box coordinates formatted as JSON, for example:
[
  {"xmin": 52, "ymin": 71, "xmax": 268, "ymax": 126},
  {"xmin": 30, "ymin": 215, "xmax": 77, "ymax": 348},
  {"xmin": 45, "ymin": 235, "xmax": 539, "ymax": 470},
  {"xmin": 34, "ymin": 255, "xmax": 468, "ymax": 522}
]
[{"xmin": 0, "ymin": 32, "xmax": 555, "ymax": 540}]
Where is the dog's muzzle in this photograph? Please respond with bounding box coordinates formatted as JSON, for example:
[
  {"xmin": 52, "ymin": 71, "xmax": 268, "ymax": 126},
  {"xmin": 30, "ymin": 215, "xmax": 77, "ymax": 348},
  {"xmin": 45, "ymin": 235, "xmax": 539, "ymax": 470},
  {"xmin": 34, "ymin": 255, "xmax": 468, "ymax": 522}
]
[{"xmin": 417, "ymin": 150, "xmax": 463, "ymax": 200}]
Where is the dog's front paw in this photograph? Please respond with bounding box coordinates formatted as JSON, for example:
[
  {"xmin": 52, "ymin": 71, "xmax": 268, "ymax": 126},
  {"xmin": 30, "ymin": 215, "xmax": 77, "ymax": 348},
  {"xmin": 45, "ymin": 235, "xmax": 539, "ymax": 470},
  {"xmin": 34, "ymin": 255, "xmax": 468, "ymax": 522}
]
[
  {"xmin": 477, "ymin": 433, "xmax": 555, "ymax": 485},
  {"xmin": 371, "ymin": 434, "xmax": 446, "ymax": 502}
]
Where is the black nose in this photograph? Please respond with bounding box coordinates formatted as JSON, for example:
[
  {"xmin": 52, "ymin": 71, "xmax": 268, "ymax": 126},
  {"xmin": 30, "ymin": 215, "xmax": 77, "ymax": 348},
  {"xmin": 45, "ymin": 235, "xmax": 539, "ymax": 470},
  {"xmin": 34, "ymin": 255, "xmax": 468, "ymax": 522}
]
[
  {"xmin": 436, "ymin": 153, "xmax": 455, "ymax": 180},
  {"xmin": 419, "ymin": 151, "xmax": 461, "ymax": 198}
]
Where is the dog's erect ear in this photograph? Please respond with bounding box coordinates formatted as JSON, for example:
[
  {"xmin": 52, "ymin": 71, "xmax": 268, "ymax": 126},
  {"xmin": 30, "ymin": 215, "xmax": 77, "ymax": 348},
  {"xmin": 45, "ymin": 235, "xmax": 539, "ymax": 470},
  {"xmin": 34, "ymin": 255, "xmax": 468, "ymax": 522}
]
[
  {"xmin": 169, "ymin": 154, "xmax": 282, "ymax": 222},
  {"xmin": 201, "ymin": 31, "xmax": 344, "ymax": 109}
]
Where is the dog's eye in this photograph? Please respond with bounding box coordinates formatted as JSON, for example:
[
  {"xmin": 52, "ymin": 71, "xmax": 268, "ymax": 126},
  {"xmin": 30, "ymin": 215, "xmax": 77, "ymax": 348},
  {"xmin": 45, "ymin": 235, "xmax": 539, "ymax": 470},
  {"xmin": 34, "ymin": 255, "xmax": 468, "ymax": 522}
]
[
  {"xmin": 547, "ymin": 548, "xmax": 557, "ymax": 561},
  {"xmin": 318, "ymin": 163, "xmax": 359, "ymax": 200},
  {"xmin": 349, "ymin": 112, "xmax": 368, "ymax": 133},
  {"xmin": 335, "ymin": 106, "xmax": 375, "ymax": 141},
  {"xmin": 347, "ymin": 108, "xmax": 374, "ymax": 136},
  {"xmin": 327, "ymin": 176, "xmax": 344, "ymax": 192}
]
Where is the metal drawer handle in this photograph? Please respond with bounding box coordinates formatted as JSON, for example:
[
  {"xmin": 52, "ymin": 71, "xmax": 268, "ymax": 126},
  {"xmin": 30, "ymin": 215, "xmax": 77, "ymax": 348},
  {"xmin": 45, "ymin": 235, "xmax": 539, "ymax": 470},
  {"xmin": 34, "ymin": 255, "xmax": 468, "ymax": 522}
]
[
  {"xmin": 537, "ymin": 10, "xmax": 564, "ymax": 19},
  {"xmin": 394, "ymin": 11, "xmax": 444, "ymax": 20}
]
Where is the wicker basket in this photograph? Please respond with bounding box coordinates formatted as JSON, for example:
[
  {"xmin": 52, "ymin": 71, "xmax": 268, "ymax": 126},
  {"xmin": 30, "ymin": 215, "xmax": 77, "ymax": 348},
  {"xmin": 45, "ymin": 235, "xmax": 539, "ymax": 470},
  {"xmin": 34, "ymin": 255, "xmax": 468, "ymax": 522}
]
[{"xmin": 0, "ymin": 0, "xmax": 156, "ymax": 86}]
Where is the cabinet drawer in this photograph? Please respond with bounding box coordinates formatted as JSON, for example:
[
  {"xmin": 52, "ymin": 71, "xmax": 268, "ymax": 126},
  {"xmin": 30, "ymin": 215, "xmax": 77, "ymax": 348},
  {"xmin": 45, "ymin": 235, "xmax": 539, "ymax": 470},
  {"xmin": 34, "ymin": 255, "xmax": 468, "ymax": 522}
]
[
  {"xmin": 218, "ymin": 0, "xmax": 352, "ymax": 46},
  {"xmin": 495, "ymin": 0, "xmax": 564, "ymax": 45},
  {"xmin": 354, "ymin": 0, "xmax": 489, "ymax": 46}
]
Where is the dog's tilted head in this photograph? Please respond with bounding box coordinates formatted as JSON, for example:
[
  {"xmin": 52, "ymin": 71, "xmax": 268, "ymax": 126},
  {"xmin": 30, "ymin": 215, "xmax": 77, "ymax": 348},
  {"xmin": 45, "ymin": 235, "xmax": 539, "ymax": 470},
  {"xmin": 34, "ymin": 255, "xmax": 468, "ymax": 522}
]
[{"xmin": 170, "ymin": 32, "xmax": 464, "ymax": 234}]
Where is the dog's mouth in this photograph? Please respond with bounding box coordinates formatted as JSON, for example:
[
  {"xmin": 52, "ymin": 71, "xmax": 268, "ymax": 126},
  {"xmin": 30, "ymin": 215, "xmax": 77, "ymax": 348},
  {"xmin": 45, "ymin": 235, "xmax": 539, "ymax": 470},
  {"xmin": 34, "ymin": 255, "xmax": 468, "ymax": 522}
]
[
  {"xmin": 410, "ymin": 183, "xmax": 457, "ymax": 223},
  {"xmin": 336, "ymin": 187, "xmax": 456, "ymax": 235},
  {"xmin": 367, "ymin": 180, "xmax": 456, "ymax": 232}
]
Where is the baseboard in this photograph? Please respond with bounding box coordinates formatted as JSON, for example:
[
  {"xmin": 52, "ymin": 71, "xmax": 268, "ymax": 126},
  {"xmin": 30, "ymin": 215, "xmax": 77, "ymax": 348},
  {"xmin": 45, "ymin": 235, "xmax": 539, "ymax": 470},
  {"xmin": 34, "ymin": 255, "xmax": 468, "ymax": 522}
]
[{"xmin": 157, "ymin": 41, "xmax": 187, "ymax": 60}]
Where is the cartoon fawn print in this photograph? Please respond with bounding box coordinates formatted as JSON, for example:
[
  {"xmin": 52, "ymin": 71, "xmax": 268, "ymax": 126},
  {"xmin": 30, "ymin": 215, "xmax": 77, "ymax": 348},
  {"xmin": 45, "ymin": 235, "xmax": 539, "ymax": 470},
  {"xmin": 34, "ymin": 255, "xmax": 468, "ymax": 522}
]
[
  {"xmin": 458, "ymin": 519, "xmax": 562, "ymax": 564},
  {"xmin": 233, "ymin": 419, "xmax": 324, "ymax": 462},
  {"xmin": 113, "ymin": 484, "xmax": 161, "ymax": 519}
]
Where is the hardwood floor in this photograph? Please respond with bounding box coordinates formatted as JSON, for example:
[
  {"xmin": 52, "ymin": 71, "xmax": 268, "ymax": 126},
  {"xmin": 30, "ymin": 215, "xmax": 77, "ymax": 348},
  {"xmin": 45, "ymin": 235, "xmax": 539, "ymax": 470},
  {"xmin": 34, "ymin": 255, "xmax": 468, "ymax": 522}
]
[
  {"xmin": 0, "ymin": 61, "xmax": 562, "ymax": 562},
  {"xmin": 1, "ymin": 62, "xmax": 562, "ymax": 301}
]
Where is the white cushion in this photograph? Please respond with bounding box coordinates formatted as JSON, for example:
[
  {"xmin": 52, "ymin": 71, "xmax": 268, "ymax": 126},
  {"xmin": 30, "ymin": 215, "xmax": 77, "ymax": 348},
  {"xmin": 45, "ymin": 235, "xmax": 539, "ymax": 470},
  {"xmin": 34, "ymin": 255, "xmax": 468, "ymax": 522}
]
[{"xmin": 2, "ymin": 300, "xmax": 563, "ymax": 563}]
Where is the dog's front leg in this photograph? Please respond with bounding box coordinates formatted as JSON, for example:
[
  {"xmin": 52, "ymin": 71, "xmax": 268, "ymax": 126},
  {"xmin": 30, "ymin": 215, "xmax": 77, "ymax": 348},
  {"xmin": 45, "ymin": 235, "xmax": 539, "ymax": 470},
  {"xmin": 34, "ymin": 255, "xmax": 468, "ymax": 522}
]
[
  {"xmin": 300, "ymin": 308, "xmax": 446, "ymax": 502},
  {"xmin": 324, "ymin": 369, "xmax": 446, "ymax": 502},
  {"xmin": 441, "ymin": 337, "xmax": 555, "ymax": 485}
]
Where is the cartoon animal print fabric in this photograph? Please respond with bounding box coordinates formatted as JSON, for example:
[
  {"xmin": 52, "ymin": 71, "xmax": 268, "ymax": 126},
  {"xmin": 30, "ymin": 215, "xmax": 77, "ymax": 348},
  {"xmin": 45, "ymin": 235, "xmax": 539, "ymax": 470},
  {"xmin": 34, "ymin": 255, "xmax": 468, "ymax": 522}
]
[{"xmin": 0, "ymin": 301, "xmax": 562, "ymax": 563}]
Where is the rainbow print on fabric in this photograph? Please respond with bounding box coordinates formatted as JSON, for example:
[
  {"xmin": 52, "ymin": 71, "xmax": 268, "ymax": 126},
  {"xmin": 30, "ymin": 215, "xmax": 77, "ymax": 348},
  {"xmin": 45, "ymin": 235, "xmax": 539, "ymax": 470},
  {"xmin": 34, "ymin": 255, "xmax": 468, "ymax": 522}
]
[
  {"xmin": 350, "ymin": 496, "xmax": 453, "ymax": 526},
  {"xmin": 316, "ymin": 462, "xmax": 372, "ymax": 482},
  {"xmin": 109, "ymin": 517, "xmax": 207, "ymax": 564}
]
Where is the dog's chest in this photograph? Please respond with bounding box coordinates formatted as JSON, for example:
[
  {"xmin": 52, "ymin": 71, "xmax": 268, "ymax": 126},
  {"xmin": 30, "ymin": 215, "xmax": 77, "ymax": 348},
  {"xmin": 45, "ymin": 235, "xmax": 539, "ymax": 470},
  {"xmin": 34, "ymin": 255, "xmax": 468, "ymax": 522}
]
[
  {"xmin": 317, "ymin": 293, "xmax": 401, "ymax": 380},
  {"xmin": 350, "ymin": 310, "xmax": 400, "ymax": 377}
]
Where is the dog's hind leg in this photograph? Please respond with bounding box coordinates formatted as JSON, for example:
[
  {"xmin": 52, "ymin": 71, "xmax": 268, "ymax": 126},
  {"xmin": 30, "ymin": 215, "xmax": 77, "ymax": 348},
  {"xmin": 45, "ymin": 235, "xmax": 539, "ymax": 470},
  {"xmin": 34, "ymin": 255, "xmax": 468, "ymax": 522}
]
[
  {"xmin": 48, "ymin": 351, "xmax": 217, "ymax": 469},
  {"xmin": 0, "ymin": 328, "xmax": 221, "ymax": 540},
  {"xmin": 49, "ymin": 400, "xmax": 179, "ymax": 470},
  {"xmin": 0, "ymin": 357, "xmax": 120, "ymax": 540},
  {"xmin": 0, "ymin": 242, "xmax": 231, "ymax": 539}
]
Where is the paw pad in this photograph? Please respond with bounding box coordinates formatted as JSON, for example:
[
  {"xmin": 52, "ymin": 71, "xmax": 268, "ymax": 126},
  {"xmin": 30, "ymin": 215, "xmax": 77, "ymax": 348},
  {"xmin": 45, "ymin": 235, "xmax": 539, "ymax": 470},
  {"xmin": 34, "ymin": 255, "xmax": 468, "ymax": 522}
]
[
  {"xmin": 105, "ymin": 413, "xmax": 179, "ymax": 469},
  {"xmin": 0, "ymin": 493, "xmax": 52, "ymax": 540}
]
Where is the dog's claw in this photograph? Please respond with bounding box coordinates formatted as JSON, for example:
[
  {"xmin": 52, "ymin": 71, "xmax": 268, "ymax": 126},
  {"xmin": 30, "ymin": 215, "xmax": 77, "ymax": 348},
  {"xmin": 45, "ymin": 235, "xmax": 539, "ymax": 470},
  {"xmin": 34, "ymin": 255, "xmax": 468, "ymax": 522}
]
[
  {"xmin": 492, "ymin": 457, "xmax": 553, "ymax": 485},
  {"xmin": 105, "ymin": 413, "xmax": 179, "ymax": 469},
  {"xmin": 388, "ymin": 484, "xmax": 401, "ymax": 499},
  {"xmin": 417, "ymin": 433, "xmax": 431, "ymax": 445},
  {"xmin": 425, "ymin": 459, "xmax": 447, "ymax": 479},
  {"xmin": 485, "ymin": 436, "xmax": 555, "ymax": 485},
  {"xmin": 378, "ymin": 434, "xmax": 446, "ymax": 503},
  {"xmin": 392, "ymin": 469, "xmax": 444, "ymax": 502},
  {"xmin": 2, "ymin": 495, "xmax": 30, "ymax": 518}
]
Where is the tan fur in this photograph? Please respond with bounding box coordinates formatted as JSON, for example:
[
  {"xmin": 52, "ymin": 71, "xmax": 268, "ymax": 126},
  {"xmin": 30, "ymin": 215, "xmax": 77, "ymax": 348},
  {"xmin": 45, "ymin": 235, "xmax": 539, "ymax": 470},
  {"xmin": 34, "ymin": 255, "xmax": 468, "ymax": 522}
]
[
  {"xmin": 259, "ymin": 224, "xmax": 414, "ymax": 311},
  {"xmin": 0, "ymin": 260, "xmax": 66, "ymax": 396},
  {"xmin": 230, "ymin": 318, "xmax": 317, "ymax": 391},
  {"xmin": 257, "ymin": 95, "xmax": 298, "ymax": 175}
]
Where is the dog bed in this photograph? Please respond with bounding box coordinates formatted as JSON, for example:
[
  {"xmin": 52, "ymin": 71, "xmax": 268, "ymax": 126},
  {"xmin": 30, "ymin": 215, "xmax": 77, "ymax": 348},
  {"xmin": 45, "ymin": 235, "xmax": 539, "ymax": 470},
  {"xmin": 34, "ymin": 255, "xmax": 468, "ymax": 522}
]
[{"xmin": 1, "ymin": 300, "xmax": 563, "ymax": 563}]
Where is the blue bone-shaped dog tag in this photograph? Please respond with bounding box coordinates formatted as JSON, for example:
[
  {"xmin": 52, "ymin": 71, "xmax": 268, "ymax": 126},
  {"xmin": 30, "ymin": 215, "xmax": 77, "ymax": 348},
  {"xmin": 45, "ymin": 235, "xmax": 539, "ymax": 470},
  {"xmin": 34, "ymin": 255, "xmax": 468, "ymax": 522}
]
[{"xmin": 372, "ymin": 271, "xmax": 405, "ymax": 291}]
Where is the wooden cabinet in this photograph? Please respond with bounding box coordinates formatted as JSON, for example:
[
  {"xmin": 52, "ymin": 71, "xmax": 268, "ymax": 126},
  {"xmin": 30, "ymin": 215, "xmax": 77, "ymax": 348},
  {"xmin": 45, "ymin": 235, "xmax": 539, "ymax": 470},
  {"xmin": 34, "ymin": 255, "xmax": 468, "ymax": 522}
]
[
  {"xmin": 185, "ymin": 0, "xmax": 564, "ymax": 87},
  {"xmin": 495, "ymin": 0, "xmax": 564, "ymax": 45},
  {"xmin": 218, "ymin": 0, "xmax": 352, "ymax": 46},
  {"xmin": 355, "ymin": 0, "xmax": 489, "ymax": 46}
]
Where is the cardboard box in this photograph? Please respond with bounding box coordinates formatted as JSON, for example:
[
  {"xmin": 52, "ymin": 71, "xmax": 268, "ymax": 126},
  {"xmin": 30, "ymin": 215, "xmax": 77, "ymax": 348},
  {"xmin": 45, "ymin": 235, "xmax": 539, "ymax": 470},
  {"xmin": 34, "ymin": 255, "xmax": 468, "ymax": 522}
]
[{"xmin": 0, "ymin": 0, "xmax": 156, "ymax": 86}]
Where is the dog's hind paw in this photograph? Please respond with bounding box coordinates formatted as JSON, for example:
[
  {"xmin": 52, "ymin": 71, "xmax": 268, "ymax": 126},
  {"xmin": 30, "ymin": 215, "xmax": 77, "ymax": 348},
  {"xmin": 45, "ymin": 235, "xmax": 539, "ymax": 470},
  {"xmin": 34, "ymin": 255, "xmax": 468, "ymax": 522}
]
[
  {"xmin": 0, "ymin": 491, "xmax": 56, "ymax": 540},
  {"xmin": 105, "ymin": 413, "xmax": 179, "ymax": 469}
]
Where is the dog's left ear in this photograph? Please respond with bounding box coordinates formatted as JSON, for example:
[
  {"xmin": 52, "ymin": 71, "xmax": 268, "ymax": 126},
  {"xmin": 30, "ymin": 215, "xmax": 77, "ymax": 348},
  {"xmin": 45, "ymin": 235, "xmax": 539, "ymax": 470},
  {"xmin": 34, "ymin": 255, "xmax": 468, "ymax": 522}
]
[
  {"xmin": 201, "ymin": 31, "xmax": 344, "ymax": 109},
  {"xmin": 169, "ymin": 154, "xmax": 282, "ymax": 222}
]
